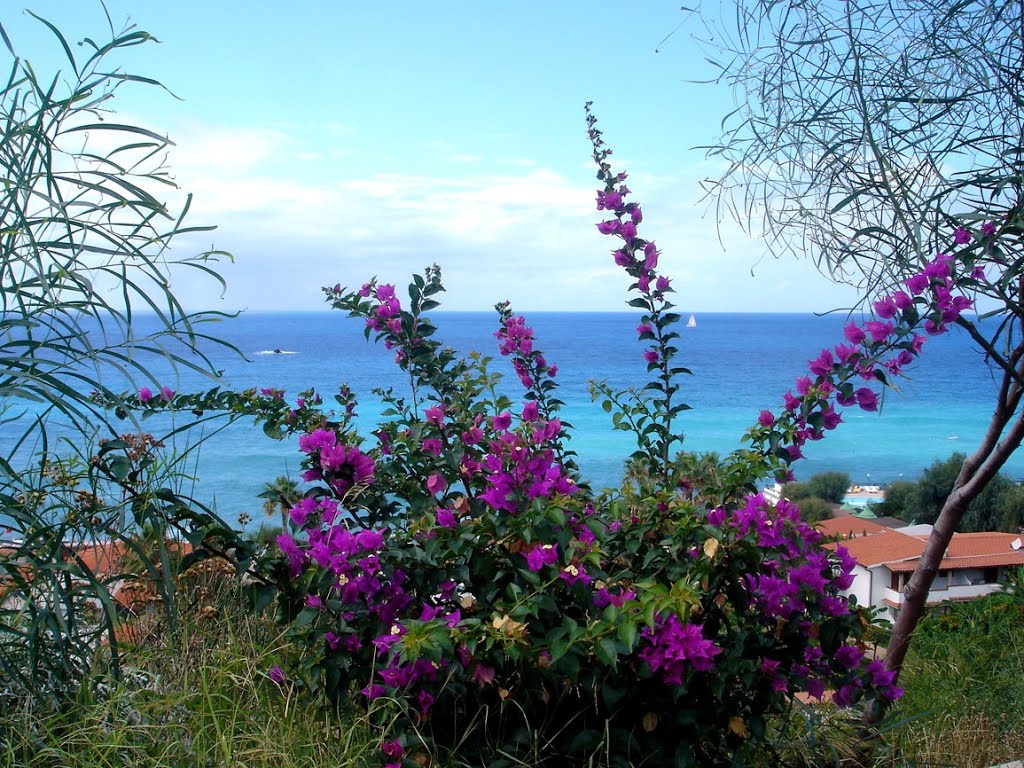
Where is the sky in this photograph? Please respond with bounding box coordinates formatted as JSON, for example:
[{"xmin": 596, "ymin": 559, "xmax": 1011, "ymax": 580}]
[{"xmin": 4, "ymin": 1, "xmax": 866, "ymax": 313}]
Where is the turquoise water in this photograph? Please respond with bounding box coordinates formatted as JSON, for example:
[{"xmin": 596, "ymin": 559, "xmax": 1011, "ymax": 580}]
[{"xmin": 3, "ymin": 311, "xmax": 1016, "ymax": 526}]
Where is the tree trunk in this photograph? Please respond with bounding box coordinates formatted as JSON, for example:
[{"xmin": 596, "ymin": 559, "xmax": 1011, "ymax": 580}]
[{"xmin": 865, "ymin": 386, "xmax": 1024, "ymax": 724}]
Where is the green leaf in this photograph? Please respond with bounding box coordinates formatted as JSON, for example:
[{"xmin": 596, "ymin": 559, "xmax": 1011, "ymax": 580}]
[{"xmin": 617, "ymin": 620, "xmax": 638, "ymax": 651}]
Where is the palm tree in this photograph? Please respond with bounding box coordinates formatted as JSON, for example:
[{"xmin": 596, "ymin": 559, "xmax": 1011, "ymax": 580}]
[{"xmin": 259, "ymin": 476, "xmax": 303, "ymax": 531}]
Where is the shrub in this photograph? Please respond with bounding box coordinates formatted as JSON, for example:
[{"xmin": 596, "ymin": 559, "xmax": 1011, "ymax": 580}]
[
  {"xmin": 807, "ymin": 471, "xmax": 851, "ymax": 504},
  {"xmin": 876, "ymin": 480, "xmax": 917, "ymax": 520},
  {"xmin": 0, "ymin": 12, "xmax": 232, "ymax": 707},
  {"xmin": 796, "ymin": 496, "xmax": 835, "ymax": 523},
  {"xmin": 122, "ymin": 107, "xmax": 990, "ymax": 767}
]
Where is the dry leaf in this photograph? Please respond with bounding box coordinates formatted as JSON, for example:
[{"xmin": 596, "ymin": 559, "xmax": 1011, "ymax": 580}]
[
  {"xmin": 703, "ymin": 537, "xmax": 720, "ymax": 559},
  {"xmin": 642, "ymin": 712, "xmax": 659, "ymax": 732},
  {"xmin": 498, "ymin": 687, "xmax": 510, "ymax": 700},
  {"xmin": 729, "ymin": 716, "xmax": 750, "ymax": 739}
]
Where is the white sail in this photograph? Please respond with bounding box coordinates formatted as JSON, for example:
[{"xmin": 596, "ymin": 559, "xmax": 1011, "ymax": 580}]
[{"xmin": 687, "ymin": 314, "xmax": 697, "ymax": 327}]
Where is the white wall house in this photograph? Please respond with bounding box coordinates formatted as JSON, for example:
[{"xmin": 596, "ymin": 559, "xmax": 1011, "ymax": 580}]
[{"xmin": 817, "ymin": 518, "xmax": 1024, "ymax": 622}]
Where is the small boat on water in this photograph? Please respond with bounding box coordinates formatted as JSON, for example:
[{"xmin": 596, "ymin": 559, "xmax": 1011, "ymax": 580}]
[{"xmin": 686, "ymin": 314, "xmax": 697, "ymax": 328}]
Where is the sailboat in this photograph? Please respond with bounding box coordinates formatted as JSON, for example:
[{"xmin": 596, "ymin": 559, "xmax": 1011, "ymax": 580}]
[{"xmin": 686, "ymin": 314, "xmax": 697, "ymax": 328}]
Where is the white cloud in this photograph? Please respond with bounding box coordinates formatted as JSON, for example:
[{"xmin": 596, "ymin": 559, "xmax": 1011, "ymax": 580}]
[{"xmin": 148, "ymin": 121, "xmax": 862, "ymax": 314}]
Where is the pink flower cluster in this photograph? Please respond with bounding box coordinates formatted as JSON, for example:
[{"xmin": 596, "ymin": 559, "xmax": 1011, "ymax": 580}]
[
  {"xmin": 705, "ymin": 492, "xmax": 890, "ymax": 702},
  {"xmin": 359, "ymin": 282, "xmax": 423, "ymax": 365},
  {"xmin": 477, "ymin": 407, "xmax": 575, "ymax": 512},
  {"xmin": 587, "ymin": 107, "xmax": 673, "ymax": 366},
  {"xmin": 638, "ymin": 615, "xmax": 721, "ymax": 685},
  {"xmin": 138, "ymin": 385, "xmax": 174, "ymax": 403},
  {"xmin": 753, "ymin": 240, "xmax": 980, "ymax": 478},
  {"xmin": 298, "ymin": 427, "xmax": 375, "ymax": 496},
  {"xmin": 494, "ymin": 306, "xmax": 558, "ymax": 388}
]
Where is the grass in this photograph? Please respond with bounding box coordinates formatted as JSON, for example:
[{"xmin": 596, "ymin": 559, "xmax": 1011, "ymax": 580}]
[
  {"xmin": 4, "ymin": 564, "xmax": 1024, "ymax": 768},
  {"xmin": 883, "ymin": 590, "xmax": 1024, "ymax": 768},
  {"xmin": 0, "ymin": 561, "xmax": 380, "ymax": 768}
]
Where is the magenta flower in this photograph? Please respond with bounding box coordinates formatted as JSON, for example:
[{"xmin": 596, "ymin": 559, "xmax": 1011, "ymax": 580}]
[
  {"xmin": 472, "ymin": 664, "xmax": 495, "ymax": 686},
  {"xmin": 808, "ymin": 349, "xmax": 834, "ymax": 377},
  {"xmin": 521, "ymin": 401, "xmax": 539, "ymax": 422},
  {"xmin": 138, "ymin": 386, "xmax": 154, "ymax": 403},
  {"xmin": 268, "ymin": 665, "xmax": 285, "ymax": 685},
  {"xmin": 758, "ymin": 409, "xmax": 775, "ymax": 427},
  {"xmin": 873, "ymin": 296, "xmax": 898, "ymax": 319},
  {"xmin": 891, "ymin": 290, "xmax": 912, "ymax": 310},
  {"xmin": 160, "ymin": 386, "xmax": 174, "ymax": 402},
  {"xmin": 436, "ymin": 508, "xmax": 457, "ymax": 528},
  {"xmin": 843, "ymin": 322, "xmax": 866, "ymax": 344},
  {"xmin": 905, "ymin": 273, "xmax": 930, "ymax": 295},
  {"xmin": 493, "ymin": 412, "xmax": 512, "ymax": 431},
  {"xmin": 834, "ymin": 644, "xmax": 865, "ymax": 670},
  {"xmin": 424, "ymin": 404, "xmax": 445, "ymax": 426},
  {"xmin": 299, "ymin": 428, "xmax": 338, "ymax": 454},
  {"xmin": 426, "ymin": 473, "xmax": 447, "ymax": 496},
  {"xmin": 636, "ymin": 322, "xmax": 653, "ymax": 336},
  {"xmin": 638, "ymin": 615, "xmax": 722, "ymax": 684},
  {"xmin": 953, "ymin": 227, "xmax": 971, "ymax": 244},
  {"xmin": 381, "ymin": 740, "xmax": 404, "ymax": 760},
  {"xmin": 655, "ymin": 275, "xmax": 670, "ymax": 292},
  {"xmin": 863, "ymin": 320, "xmax": 894, "ymax": 343},
  {"xmin": 981, "ymin": 221, "xmax": 997, "ymax": 236},
  {"xmin": 854, "ymin": 388, "xmax": 878, "ymax": 411},
  {"xmin": 524, "ymin": 543, "xmax": 559, "ymax": 571},
  {"xmin": 643, "ymin": 350, "xmax": 659, "ymax": 364},
  {"xmin": 355, "ymin": 529, "xmax": 384, "ymax": 551},
  {"xmin": 643, "ymin": 242, "xmax": 659, "ymax": 270}
]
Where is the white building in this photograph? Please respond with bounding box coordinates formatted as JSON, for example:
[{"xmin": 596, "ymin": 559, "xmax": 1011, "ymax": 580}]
[{"xmin": 817, "ymin": 517, "xmax": 1024, "ymax": 622}]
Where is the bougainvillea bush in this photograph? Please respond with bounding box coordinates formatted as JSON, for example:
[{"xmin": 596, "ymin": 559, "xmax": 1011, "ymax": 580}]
[{"xmin": 129, "ymin": 108, "xmax": 1000, "ymax": 767}]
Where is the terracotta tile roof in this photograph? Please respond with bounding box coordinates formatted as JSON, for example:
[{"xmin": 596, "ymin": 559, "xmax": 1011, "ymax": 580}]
[
  {"xmin": 824, "ymin": 529, "xmax": 925, "ymax": 567},
  {"xmin": 941, "ymin": 532, "xmax": 1023, "ymax": 558},
  {"xmin": 73, "ymin": 540, "xmax": 130, "ymax": 577},
  {"xmin": 884, "ymin": 531, "xmax": 1024, "ymax": 571},
  {"xmin": 829, "ymin": 527, "xmax": 1024, "ymax": 572},
  {"xmin": 816, "ymin": 517, "xmax": 891, "ymax": 539},
  {"xmin": 886, "ymin": 550, "xmax": 1024, "ymax": 572}
]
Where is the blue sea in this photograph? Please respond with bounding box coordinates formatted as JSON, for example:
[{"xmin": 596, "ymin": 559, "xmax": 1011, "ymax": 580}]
[{"xmin": 6, "ymin": 311, "xmax": 1015, "ymax": 528}]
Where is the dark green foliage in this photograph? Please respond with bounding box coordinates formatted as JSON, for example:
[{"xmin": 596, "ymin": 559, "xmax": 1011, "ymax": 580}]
[
  {"xmin": 783, "ymin": 481, "xmax": 813, "ymax": 502},
  {"xmin": 795, "ymin": 496, "xmax": 834, "ymax": 523},
  {"xmin": 896, "ymin": 584, "xmax": 1024, "ymax": 732},
  {"xmin": 997, "ymin": 485, "xmax": 1024, "ymax": 534},
  {"xmin": 807, "ymin": 471, "xmax": 850, "ymax": 504},
  {"xmin": 903, "ymin": 453, "xmax": 1016, "ymax": 531},
  {"xmin": 0, "ymin": 12, "xmax": 234, "ymax": 707},
  {"xmin": 876, "ymin": 480, "xmax": 918, "ymax": 520}
]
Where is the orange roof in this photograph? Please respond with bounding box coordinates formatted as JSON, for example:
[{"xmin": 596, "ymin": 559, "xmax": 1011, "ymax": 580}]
[
  {"xmin": 816, "ymin": 517, "xmax": 891, "ymax": 539},
  {"xmin": 73, "ymin": 540, "xmax": 130, "ymax": 577},
  {"xmin": 824, "ymin": 529, "xmax": 925, "ymax": 567},
  {"xmin": 828, "ymin": 528, "xmax": 1024, "ymax": 572},
  {"xmin": 944, "ymin": 532, "xmax": 1024, "ymax": 558},
  {"xmin": 886, "ymin": 550, "xmax": 1024, "ymax": 572},
  {"xmin": 886, "ymin": 531, "xmax": 1024, "ymax": 571}
]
